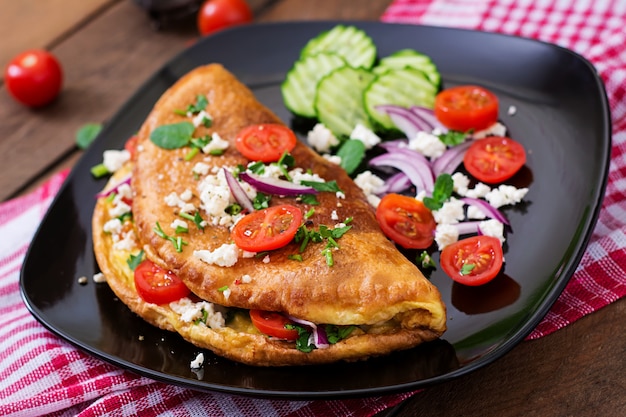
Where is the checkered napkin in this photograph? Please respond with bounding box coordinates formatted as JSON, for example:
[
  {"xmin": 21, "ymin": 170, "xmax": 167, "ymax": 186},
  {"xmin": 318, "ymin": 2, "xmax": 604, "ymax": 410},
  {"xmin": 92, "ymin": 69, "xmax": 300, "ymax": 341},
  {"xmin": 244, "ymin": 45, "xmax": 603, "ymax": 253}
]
[{"xmin": 2, "ymin": 1, "xmax": 626, "ymax": 415}]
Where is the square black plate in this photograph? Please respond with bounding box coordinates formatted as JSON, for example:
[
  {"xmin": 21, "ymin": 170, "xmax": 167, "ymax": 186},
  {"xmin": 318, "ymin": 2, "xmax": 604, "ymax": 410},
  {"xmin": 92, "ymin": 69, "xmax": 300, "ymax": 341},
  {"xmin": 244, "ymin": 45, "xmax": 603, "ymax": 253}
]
[{"xmin": 20, "ymin": 21, "xmax": 610, "ymax": 399}]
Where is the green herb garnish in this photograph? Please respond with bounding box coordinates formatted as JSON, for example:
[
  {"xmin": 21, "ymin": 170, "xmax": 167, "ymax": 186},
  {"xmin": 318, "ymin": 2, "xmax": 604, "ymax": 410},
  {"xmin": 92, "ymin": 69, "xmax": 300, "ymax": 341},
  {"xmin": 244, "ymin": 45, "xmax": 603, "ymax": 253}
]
[
  {"xmin": 90, "ymin": 163, "xmax": 109, "ymax": 178},
  {"xmin": 438, "ymin": 130, "xmax": 469, "ymax": 147},
  {"xmin": 325, "ymin": 324, "xmax": 356, "ymax": 344},
  {"xmin": 126, "ymin": 249, "xmax": 145, "ymax": 271},
  {"xmin": 76, "ymin": 123, "xmax": 103, "ymax": 149},
  {"xmin": 153, "ymin": 221, "xmax": 188, "ymax": 252},
  {"xmin": 179, "ymin": 211, "xmax": 206, "ymax": 230},
  {"xmin": 460, "ymin": 263, "xmax": 476, "ymax": 275},
  {"xmin": 418, "ymin": 251, "xmax": 436, "ymax": 269},
  {"xmin": 175, "ymin": 94, "xmax": 208, "ymax": 116},
  {"xmin": 149, "ymin": 121, "xmax": 195, "ymax": 149},
  {"xmin": 423, "ymin": 173, "xmax": 454, "ymax": 211},
  {"xmin": 337, "ymin": 139, "xmax": 365, "ymax": 175},
  {"xmin": 300, "ymin": 180, "xmax": 341, "ymax": 193},
  {"xmin": 285, "ymin": 324, "xmax": 315, "ymax": 353}
]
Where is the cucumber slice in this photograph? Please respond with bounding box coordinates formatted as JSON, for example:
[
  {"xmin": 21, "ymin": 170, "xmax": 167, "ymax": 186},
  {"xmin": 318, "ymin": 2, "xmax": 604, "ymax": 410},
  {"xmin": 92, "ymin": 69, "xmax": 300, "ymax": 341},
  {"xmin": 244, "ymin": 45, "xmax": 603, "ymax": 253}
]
[
  {"xmin": 314, "ymin": 66, "xmax": 376, "ymax": 138},
  {"xmin": 374, "ymin": 49, "xmax": 441, "ymax": 87},
  {"xmin": 364, "ymin": 67, "xmax": 438, "ymax": 131},
  {"xmin": 281, "ymin": 53, "xmax": 347, "ymax": 118},
  {"xmin": 301, "ymin": 25, "xmax": 377, "ymax": 70}
]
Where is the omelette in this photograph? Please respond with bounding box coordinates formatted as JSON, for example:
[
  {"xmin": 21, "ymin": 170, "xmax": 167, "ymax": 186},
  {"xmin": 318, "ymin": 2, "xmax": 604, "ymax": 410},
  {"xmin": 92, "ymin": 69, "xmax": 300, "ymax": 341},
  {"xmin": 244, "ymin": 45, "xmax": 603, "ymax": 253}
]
[{"xmin": 92, "ymin": 64, "xmax": 446, "ymax": 366}]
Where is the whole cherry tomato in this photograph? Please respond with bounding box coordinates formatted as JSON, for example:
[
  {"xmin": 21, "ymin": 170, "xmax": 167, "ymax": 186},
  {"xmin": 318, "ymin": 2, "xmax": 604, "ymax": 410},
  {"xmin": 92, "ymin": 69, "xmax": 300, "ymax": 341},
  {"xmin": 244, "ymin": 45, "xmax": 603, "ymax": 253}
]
[
  {"xmin": 4, "ymin": 49, "xmax": 63, "ymax": 107},
  {"xmin": 197, "ymin": 0, "xmax": 253, "ymax": 36}
]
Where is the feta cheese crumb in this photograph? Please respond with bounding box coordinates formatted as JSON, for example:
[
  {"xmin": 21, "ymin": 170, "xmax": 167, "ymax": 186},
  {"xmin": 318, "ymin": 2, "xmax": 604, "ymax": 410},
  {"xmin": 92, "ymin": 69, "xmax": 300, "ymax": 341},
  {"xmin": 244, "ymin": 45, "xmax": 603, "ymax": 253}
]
[
  {"xmin": 323, "ymin": 154, "xmax": 342, "ymax": 165},
  {"xmin": 331, "ymin": 210, "xmax": 339, "ymax": 221},
  {"xmin": 433, "ymin": 198, "xmax": 465, "ymax": 225},
  {"xmin": 103, "ymin": 218, "xmax": 123, "ymax": 235},
  {"xmin": 465, "ymin": 183, "xmax": 492, "ymax": 199},
  {"xmin": 473, "ymin": 122, "xmax": 507, "ymax": 139},
  {"xmin": 262, "ymin": 255, "xmax": 270, "ymax": 264},
  {"xmin": 192, "ymin": 110, "xmax": 211, "ymax": 128},
  {"xmin": 451, "ymin": 172, "xmax": 471, "ymax": 196},
  {"xmin": 407, "ymin": 130, "xmax": 446, "ymax": 159},
  {"xmin": 467, "ymin": 205, "xmax": 487, "ymax": 220},
  {"xmin": 170, "ymin": 219, "xmax": 188, "ymax": 231},
  {"xmin": 508, "ymin": 105, "xmax": 517, "ymax": 116},
  {"xmin": 193, "ymin": 243, "xmax": 239, "ymax": 267},
  {"xmin": 102, "ymin": 149, "xmax": 130, "ymax": 173},
  {"xmin": 222, "ymin": 288, "xmax": 231, "ymax": 300},
  {"xmin": 435, "ymin": 224, "xmax": 459, "ymax": 250},
  {"xmin": 240, "ymin": 274, "xmax": 252, "ymax": 284},
  {"xmin": 93, "ymin": 272, "xmax": 106, "ymax": 283},
  {"xmin": 190, "ymin": 352, "xmax": 204, "ymax": 369},
  {"xmin": 202, "ymin": 132, "xmax": 229, "ymax": 154},
  {"xmin": 350, "ymin": 123, "xmax": 381, "ymax": 149},
  {"xmin": 354, "ymin": 170, "xmax": 384, "ymax": 196},
  {"xmin": 485, "ymin": 185, "xmax": 529, "ymax": 208},
  {"xmin": 164, "ymin": 191, "xmax": 196, "ymax": 214},
  {"xmin": 170, "ymin": 297, "xmax": 225, "ymax": 329},
  {"xmin": 192, "ymin": 162, "xmax": 211, "ymax": 176},
  {"xmin": 307, "ymin": 123, "xmax": 339, "ymax": 153},
  {"xmin": 479, "ymin": 219, "xmax": 505, "ymax": 244}
]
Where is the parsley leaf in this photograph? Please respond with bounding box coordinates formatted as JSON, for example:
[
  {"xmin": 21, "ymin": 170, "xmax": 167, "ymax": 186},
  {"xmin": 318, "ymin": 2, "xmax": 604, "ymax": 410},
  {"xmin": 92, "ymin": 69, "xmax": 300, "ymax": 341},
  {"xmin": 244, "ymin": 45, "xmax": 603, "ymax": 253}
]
[
  {"xmin": 438, "ymin": 130, "xmax": 469, "ymax": 147},
  {"xmin": 175, "ymin": 94, "xmax": 208, "ymax": 115},
  {"xmin": 285, "ymin": 324, "xmax": 314, "ymax": 353},
  {"xmin": 423, "ymin": 173, "xmax": 454, "ymax": 211},
  {"xmin": 253, "ymin": 193, "xmax": 271, "ymax": 210},
  {"xmin": 300, "ymin": 180, "xmax": 341, "ymax": 193},
  {"xmin": 325, "ymin": 324, "xmax": 356, "ymax": 344},
  {"xmin": 337, "ymin": 139, "xmax": 366, "ymax": 175},
  {"xmin": 126, "ymin": 250, "xmax": 145, "ymax": 271},
  {"xmin": 418, "ymin": 251, "xmax": 436, "ymax": 269},
  {"xmin": 150, "ymin": 122, "xmax": 195, "ymax": 149},
  {"xmin": 76, "ymin": 123, "xmax": 103, "ymax": 149}
]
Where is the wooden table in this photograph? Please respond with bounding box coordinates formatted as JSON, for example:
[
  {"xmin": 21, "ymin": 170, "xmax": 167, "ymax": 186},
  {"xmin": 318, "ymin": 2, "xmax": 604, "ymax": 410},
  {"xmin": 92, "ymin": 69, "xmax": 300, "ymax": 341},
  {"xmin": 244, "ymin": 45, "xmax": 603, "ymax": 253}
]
[{"xmin": 1, "ymin": 1, "xmax": 624, "ymax": 416}]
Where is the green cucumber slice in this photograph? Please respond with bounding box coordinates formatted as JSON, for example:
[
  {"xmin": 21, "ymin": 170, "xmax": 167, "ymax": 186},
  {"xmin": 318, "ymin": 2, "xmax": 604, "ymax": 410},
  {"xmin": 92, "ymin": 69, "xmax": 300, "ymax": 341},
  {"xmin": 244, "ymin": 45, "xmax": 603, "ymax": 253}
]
[
  {"xmin": 301, "ymin": 25, "xmax": 377, "ymax": 70},
  {"xmin": 374, "ymin": 49, "xmax": 441, "ymax": 87}
]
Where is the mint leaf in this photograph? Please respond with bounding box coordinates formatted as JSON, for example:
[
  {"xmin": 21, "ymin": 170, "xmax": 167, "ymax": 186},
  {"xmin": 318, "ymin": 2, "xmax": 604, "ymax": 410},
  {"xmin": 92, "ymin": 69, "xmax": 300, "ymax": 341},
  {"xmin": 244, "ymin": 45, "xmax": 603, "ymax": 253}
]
[
  {"xmin": 150, "ymin": 122, "xmax": 194, "ymax": 149},
  {"xmin": 337, "ymin": 139, "xmax": 366, "ymax": 175},
  {"xmin": 423, "ymin": 173, "xmax": 454, "ymax": 211},
  {"xmin": 438, "ymin": 130, "xmax": 468, "ymax": 147},
  {"xmin": 76, "ymin": 123, "xmax": 102, "ymax": 149}
]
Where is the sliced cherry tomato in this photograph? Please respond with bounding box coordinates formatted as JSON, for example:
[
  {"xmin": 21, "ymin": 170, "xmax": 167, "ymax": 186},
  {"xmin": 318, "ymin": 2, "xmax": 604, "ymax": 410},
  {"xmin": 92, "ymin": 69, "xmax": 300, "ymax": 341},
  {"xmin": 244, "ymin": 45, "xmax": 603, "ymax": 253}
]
[
  {"xmin": 440, "ymin": 236, "xmax": 504, "ymax": 286},
  {"xmin": 4, "ymin": 49, "xmax": 63, "ymax": 107},
  {"xmin": 124, "ymin": 135, "xmax": 139, "ymax": 159},
  {"xmin": 235, "ymin": 124, "xmax": 297, "ymax": 162},
  {"xmin": 197, "ymin": 0, "xmax": 253, "ymax": 36},
  {"xmin": 434, "ymin": 85, "xmax": 499, "ymax": 132},
  {"xmin": 134, "ymin": 259, "xmax": 190, "ymax": 304},
  {"xmin": 249, "ymin": 309, "xmax": 298, "ymax": 340},
  {"xmin": 463, "ymin": 136, "xmax": 526, "ymax": 184},
  {"xmin": 231, "ymin": 204, "xmax": 303, "ymax": 252},
  {"xmin": 376, "ymin": 193, "xmax": 436, "ymax": 249}
]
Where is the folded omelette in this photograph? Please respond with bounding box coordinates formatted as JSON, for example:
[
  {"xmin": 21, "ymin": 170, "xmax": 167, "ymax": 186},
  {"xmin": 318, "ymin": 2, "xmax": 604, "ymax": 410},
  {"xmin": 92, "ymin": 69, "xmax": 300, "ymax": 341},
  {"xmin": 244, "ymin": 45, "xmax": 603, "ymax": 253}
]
[{"xmin": 92, "ymin": 64, "xmax": 446, "ymax": 366}]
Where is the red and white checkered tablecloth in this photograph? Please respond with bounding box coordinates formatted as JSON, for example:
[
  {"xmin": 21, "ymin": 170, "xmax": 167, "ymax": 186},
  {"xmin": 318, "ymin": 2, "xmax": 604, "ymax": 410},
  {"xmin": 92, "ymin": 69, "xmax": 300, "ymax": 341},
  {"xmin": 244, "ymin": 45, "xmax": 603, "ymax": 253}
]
[{"xmin": 2, "ymin": 1, "xmax": 626, "ymax": 415}]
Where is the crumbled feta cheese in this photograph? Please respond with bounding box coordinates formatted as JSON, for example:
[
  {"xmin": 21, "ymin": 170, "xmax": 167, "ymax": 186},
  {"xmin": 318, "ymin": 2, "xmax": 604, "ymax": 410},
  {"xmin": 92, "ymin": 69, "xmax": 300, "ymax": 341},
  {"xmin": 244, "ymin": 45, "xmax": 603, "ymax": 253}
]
[
  {"xmin": 93, "ymin": 272, "xmax": 106, "ymax": 283},
  {"xmin": 479, "ymin": 219, "xmax": 505, "ymax": 244},
  {"xmin": 415, "ymin": 190, "xmax": 427, "ymax": 201},
  {"xmin": 256, "ymin": 163, "xmax": 284, "ymax": 180},
  {"xmin": 102, "ymin": 149, "xmax": 130, "ymax": 173},
  {"xmin": 222, "ymin": 288, "xmax": 231, "ymax": 300},
  {"xmin": 307, "ymin": 123, "xmax": 339, "ymax": 153},
  {"xmin": 336, "ymin": 191, "xmax": 346, "ymax": 199},
  {"xmin": 467, "ymin": 205, "xmax": 487, "ymax": 220},
  {"xmin": 323, "ymin": 154, "xmax": 342, "ymax": 165},
  {"xmin": 170, "ymin": 297, "xmax": 225, "ymax": 329},
  {"xmin": 508, "ymin": 105, "xmax": 517, "ymax": 116},
  {"xmin": 433, "ymin": 198, "xmax": 465, "ymax": 225},
  {"xmin": 354, "ymin": 170, "xmax": 384, "ymax": 197},
  {"xmin": 194, "ymin": 243, "xmax": 240, "ymax": 267},
  {"xmin": 78, "ymin": 276, "xmax": 88, "ymax": 285},
  {"xmin": 452, "ymin": 172, "xmax": 471, "ymax": 196},
  {"xmin": 190, "ymin": 352, "xmax": 204, "ymax": 369},
  {"xmin": 331, "ymin": 210, "xmax": 339, "ymax": 221},
  {"xmin": 108, "ymin": 200, "xmax": 131, "ymax": 218},
  {"xmin": 366, "ymin": 194, "xmax": 381, "ymax": 208},
  {"xmin": 289, "ymin": 167, "xmax": 325, "ymax": 185},
  {"xmin": 202, "ymin": 132, "xmax": 229, "ymax": 154},
  {"xmin": 112, "ymin": 231, "xmax": 137, "ymax": 251},
  {"xmin": 164, "ymin": 191, "xmax": 196, "ymax": 214},
  {"xmin": 350, "ymin": 123, "xmax": 381, "ymax": 149},
  {"xmin": 407, "ymin": 130, "xmax": 446, "ymax": 159},
  {"xmin": 170, "ymin": 219, "xmax": 188, "ymax": 231},
  {"xmin": 192, "ymin": 162, "xmax": 211, "ymax": 176},
  {"xmin": 262, "ymin": 255, "xmax": 270, "ymax": 264},
  {"xmin": 242, "ymin": 251, "xmax": 256, "ymax": 258},
  {"xmin": 240, "ymin": 274, "xmax": 252, "ymax": 284},
  {"xmin": 116, "ymin": 183, "xmax": 133, "ymax": 200},
  {"xmin": 192, "ymin": 110, "xmax": 211, "ymax": 128},
  {"xmin": 435, "ymin": 224, "xmax": 459, "ymax": 250},
  {"xmin": 485, "ymin": 185, "xmax": 529, "ymax": 208},
  {"xmin": 103, "ymin": 218, "xmax": 123, "ymax": 235},
  {"xmin": 465, "ymin": 183, "xmax": 492, "ymax": 199},
  {"xmin": 473, "ymin": 122, "xmax": 507, "ymax": 139}
]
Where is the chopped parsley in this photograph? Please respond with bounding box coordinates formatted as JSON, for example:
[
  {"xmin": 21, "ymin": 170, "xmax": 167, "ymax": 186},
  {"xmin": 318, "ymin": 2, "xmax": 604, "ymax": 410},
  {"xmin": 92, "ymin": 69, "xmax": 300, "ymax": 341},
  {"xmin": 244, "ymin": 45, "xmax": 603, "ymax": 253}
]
[
  {"xmin": 294, "ymin": 223, "xmax": 352, "ymax": 266},
  {"xmin": 174, "ymin": 94, "xmax": 208, "ymax": 116},
  {"xmin": 153, "ymin": 221, "xmax": 187, "ymax": 252},
  {"xmin": 285, "ymin": 324, "xmax": 315, "ymax": 353},
  {"xmin": 438, "ymin": 129, "xmax": 469, "ymax": 147},
  {"xmin": 418, "ymin": 251, "xmax": 436, "ymax": 269},
  {"xmin": 76, "ymin": 123, "xmax": 103, "ymax": 150},
  {"xmin": 179, "ymin": 211, "xmax": 206, "ymax": 230}
]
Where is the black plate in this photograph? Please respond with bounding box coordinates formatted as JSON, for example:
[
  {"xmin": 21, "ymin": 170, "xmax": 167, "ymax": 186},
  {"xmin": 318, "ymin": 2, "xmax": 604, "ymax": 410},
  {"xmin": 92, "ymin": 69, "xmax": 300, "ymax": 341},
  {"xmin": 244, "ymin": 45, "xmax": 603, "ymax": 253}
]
[{"xmin": 20, "ymin": 21, "xmax": 610, "ymax": 399}]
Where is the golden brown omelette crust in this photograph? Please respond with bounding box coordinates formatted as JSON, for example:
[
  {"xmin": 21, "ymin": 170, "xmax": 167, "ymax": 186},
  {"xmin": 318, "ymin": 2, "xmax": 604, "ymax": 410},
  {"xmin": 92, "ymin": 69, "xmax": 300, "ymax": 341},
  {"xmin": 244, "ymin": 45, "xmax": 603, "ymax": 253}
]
[{"xmin": 130, "ymin": 64, "xmax": 446, "ymax": 333}]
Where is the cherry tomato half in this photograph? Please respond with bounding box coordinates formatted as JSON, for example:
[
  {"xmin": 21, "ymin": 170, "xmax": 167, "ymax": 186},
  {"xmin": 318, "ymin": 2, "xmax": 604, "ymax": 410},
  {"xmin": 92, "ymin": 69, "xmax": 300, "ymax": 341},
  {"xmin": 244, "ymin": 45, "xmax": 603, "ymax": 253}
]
[
  {"xmin": 376, "ymin": 193, "xmax": 436, "ymax": 249},
  {"xmin": 134, "ymin": 259, "xmax": 190, "ymax": 304},
  {"xmin": 250, "ymin": 310, "xmax": 299, "ymax": 340},
  {"xmin": 463, "ymin": 136, "xmax": 526, "ymax": 184},
  {"xmin": 197, "ymin": 0, "xmax": 253, "ymax": 36},
  {"xmin": 235, "ymin": 124, "xmax": 298, "ymax": 163},
  {"xmin": 4, "ymin": 49, "xmax": 63, "ymax": 107},
  {"xmin": 231, "ymin": 204, "xmax": 303, "ymax": 252},
  {"xmin": 124, "ymin": 135, "xmax": 139, "ymax": 159},
  {"xmin": 434, "ymin": 85, "xmax": 499, "ymax": 132},
  {"xmin": 440, "ymin": 235, "xmax": 504, "ymax": 286}
]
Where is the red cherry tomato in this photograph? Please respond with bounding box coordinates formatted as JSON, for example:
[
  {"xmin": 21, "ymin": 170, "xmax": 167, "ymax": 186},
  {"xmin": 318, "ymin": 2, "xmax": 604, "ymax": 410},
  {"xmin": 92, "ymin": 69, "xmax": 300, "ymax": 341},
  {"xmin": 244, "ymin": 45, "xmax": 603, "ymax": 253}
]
[
  {"xmin": 376, "ymin": 193, "xmax": 436, "ymax": 249},
  {"xmin": 235, "ymin": 123, "xmax": 298, "ymax": 163},
  {"xmin": 231, "ymin": 204, "xmax": 303, "ymax": 252},
  {"xmin": 134, "ymin": 259, "xmax": 190, "ymax": 304},
  {"xmin": 124, "ymin": 135, "xmax": 139, "ymax": 159},
  {"xmin": 197, "ymin": 0, "xmax": 253, "ymax": 36},
  {"xmin": 434, "ymin": 85, "xmax": 499, "ymax": 132},
  {"xmin": 249, "ymin": 309, "xmax": 299, "ymax": 340},
  {"xmin": 440, "ymin": 236, "xmax": 504, "ymax": 286},
  {"xmin": 4, "ymin": 49, "xmax": 63, "ymax": 107},
  {"xmin": 463, "ymin": 136, "xmax": 526, "ymax": 184}
]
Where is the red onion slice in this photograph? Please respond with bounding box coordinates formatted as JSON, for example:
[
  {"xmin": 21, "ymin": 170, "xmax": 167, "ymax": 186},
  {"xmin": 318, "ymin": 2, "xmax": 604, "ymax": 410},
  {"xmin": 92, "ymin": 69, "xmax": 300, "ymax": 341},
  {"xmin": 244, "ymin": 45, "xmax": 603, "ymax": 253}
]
[
  {"xmin": 461, "ymin": 197, "xmax": 510, "ymax": 225},
  {"xmin": 370, "ymin": 148, "xmax": 434, "ymax": 192},
  {"xmin": 239, "ymin": 172, "xmax": 317, "ymax": 196},
  {"xmin": 223, "ymin": 169, "xmax": 254, "ymax": 213},
  {"xmin": 95, "ymin": 174, "xmax": 132, "ymax": 198},
  {"xmin": 431, "ymin": 140, "xmax": 472, "ymax": 176},
  {"xmin": 376, "ymin": 104, "xmax": 435, "ymax": 138},
  {"xmin": 410, "ymin": 105, "xmax": 448, "ymax": 133},
  {"xmin": 377, "ymin": 172, "xmax": 412, "ymax": 195}
]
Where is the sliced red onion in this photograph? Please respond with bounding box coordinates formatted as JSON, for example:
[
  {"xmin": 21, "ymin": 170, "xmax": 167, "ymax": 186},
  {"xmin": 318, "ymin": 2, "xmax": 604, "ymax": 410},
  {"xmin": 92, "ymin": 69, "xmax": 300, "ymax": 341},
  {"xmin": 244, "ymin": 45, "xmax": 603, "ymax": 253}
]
[
  {"xmin": 287, "ymin": 315, "xmax": 316, "ymax": 329},
  {"xmin": 239, "ymin": 172, "xmax": 317, "ymax": 196},
  {"xmin": 95, "ymin": 174, "xmax": 131, "ymax": 198},
  {"xmin": 376, "ymin": 104, "xmax": 435, "ymax": 138},
  {"xmin": 370, "ymin": 148, "xmax": 434, "ymax": 192},
  {"xmin": 461, "ymin": 197, "xmax": 510, "ymax": 225},
  {"xmin": 431, "ymin": 140, "xmax": 473, "ymax": 175},
  {"xmin": 377, "ymin": 172, "xmax": 411, "ymax": 195},
  {"xmin": 377, "ymin": 139, "xmax": 408, "ymax": 151},
  {"xmin": 223, "ymin": 169, "xmax": 254, "ymax": 213},
  {"xmin": 410, "ymin": 105, "xmax": 448, "ymax": 133},
  {"xmin": 454, "ymin": 221, "xmax": 482, "ymax": 236},
  {"xmin": 313, "ymin": 326, "xmax": 330, "ymax": 349}
]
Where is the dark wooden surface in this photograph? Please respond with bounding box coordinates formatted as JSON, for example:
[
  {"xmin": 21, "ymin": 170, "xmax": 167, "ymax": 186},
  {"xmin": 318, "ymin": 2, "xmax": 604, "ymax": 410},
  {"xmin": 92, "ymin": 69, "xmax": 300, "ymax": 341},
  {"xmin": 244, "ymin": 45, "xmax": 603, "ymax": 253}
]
[{"xmin": 1, "ymin": 1, "xmax": 624, "ymax": 416}]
